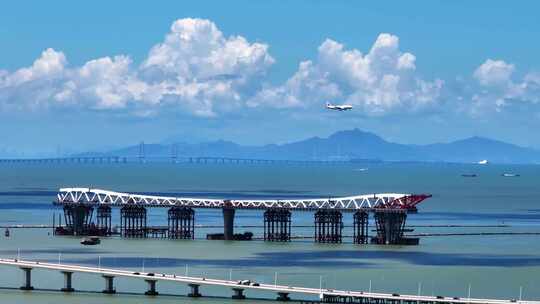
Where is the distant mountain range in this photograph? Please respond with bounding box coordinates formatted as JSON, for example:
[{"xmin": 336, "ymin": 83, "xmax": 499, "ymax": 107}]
[{"xmin": 76, "ymin": 129, "xmax": 540, "ymax": 164}]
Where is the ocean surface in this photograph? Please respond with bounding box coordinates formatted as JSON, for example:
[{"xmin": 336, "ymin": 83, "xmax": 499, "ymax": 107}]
[{"xmin": 0, "ymin": 162, "xmax": 539, "ymax": 303}]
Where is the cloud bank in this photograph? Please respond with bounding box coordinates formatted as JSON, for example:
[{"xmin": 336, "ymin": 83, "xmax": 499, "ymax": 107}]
[
  {"xmin": 0, "ymin": 18, "xmax": 274, "ymax": 117},
  {"xmin": 250, "ymin": 34, "xmax": 443, "ymax": 115},
  {"xmin": 1, "ymin": 18, "xmax": 539, "ymax": 119},
  {"xmin": 470, "ymin": 59, "xmax": 540, "ymax": 114}
]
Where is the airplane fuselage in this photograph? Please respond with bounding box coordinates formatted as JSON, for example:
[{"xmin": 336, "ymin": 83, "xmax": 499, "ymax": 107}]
[{"xmin": 326, "ymin": 103, "xmax": 353, "ymax": 111}]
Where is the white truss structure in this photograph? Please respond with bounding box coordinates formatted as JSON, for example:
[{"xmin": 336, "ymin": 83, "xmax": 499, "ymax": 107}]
[{"xmin": 56, "ymin": 188, "xmax": 428, "ymax": 211}]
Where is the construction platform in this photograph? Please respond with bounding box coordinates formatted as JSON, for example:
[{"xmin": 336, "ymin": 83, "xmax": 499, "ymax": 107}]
[{"xmin": 53, "ymin": 188, "xmax": 432, "ymax": 245}]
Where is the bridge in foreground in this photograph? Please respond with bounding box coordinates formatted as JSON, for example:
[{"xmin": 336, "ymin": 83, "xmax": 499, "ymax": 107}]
[
  {"xmin": 0, "ymin": 258, "xmax": 534, "ymax": 303},
  {"xmin": 54, "ymin": 188, "xmax": 431, "ymax": 245}
]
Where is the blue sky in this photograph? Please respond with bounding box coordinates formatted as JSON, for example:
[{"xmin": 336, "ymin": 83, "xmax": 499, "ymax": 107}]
[{"xmin": 1, "ymin": 0, "xmax": 540, "ymax": 155}]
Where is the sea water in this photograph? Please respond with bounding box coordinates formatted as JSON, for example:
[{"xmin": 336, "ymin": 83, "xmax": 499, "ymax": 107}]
[{"xmin": 0, "ymin": 162, "xmax": 539, "ymax": 303}]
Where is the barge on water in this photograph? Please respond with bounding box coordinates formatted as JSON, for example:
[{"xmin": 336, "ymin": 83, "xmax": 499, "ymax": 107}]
[{"xmin": 80, "ymin": 236, "xmax": 100, "ymax": 245}]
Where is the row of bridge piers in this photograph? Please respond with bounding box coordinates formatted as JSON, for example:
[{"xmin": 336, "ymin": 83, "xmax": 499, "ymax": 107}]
[
  {"xmin": 16, "ymin": 265, "xmax": 292, "ymax": 301},
  {"xmin": 0, "ymin": 156, "xmax": 128, "ymax": 164},
  {"xmin": 55, "ymin": 205, "xmax": 416, "ymax": 245},
  {"xmin": 5, "ymin": 260, "xmax": 511, "ymax": 303}
]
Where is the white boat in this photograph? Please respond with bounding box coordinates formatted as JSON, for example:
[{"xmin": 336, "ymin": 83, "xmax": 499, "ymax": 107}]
[
  {"xmin": 501, "ymin": 173, "xmax": 520, "ymax": 177},
  {"xmin": 477, "ymin": 160, "xmax": 489, "ymax": 165}
]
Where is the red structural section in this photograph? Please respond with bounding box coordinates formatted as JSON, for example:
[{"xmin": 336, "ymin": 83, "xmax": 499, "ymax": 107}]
[{"xmin": 385, "ymin": 194, "xmax": 432, "ymax": 211}]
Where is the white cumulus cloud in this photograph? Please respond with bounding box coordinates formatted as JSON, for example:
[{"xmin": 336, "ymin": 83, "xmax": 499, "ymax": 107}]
[
  {"xmin": 249, "ymin": 34, "xmax": 443, "ymax": 115},
  {"xmin": 143, "ymin": 18, "xmax": 274, "ymax": 81},
  {"xmin": 139, "ymin": 18, "xmax": 275, "ymax": 117},
  {"xmin": 2, "ymin": 48, "xmax": 67, "ymax": 87},
  {"xmin": 473, "ymin": 59, "xmax": 514, "ymax": 87},
  {"xmin": 470, "ymin": 59, "xmax": 540, "ymax": 114},
  {"xmin": 0, "ymin": 48, "xmax": 67, "ymax": 110},
  {"xmin": 0, "ymin": 18, "xmax": 274, "ymax": 116},
  {"xmin": 7, "ymin": 21, "xmax": 540, "ymax": 120},
  {"xmin": 54, "ymin": 55, "xmax": 155, "ymax": 110}
]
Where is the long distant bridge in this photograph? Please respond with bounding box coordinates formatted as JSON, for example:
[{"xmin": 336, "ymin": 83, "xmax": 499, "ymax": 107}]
[
  {"xmin": 0, "ymin": 156, "xmax": 350, "ymax": 165},
  {"xmin": 0, "ymin": 142, "xmax": 355, "ymax": 165},
  {"xmin": 0, "ymin": 258, "xmax": 535, "ymax": 303},
  {"xmin": 53, "ymin": 188, "xmax": 431, "ymax": 245}
]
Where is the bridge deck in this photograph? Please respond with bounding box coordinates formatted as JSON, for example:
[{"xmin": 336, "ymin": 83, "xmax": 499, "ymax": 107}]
[
  {"xmin": 0, "ymin": 258, "xmax": 535, "ymax": 303},
  {"xmin": 55, "ymin": 188, "xmax": 431, "ymax": 211}
]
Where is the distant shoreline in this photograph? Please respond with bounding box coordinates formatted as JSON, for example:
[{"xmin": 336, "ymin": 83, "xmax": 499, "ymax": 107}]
[{"xmin": 0, "ymin": 156, "xmax": 539, "ymax": 165}]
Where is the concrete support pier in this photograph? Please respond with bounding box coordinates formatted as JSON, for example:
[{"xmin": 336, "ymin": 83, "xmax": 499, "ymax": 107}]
[
  {"xmin": 19, "ymin": 267, "xmax": 33, "ymax": 290},
  {"xmin": 60, "ymin": 271, "xmax": 74, "ymax": 292},
  {"xmin": 168, "ymin": 207, "xmax": 195, "ymax": 239},
  {"xmin": 102, "ymin": 275, "xmax": 116, "ymax": 294},
  {"xmin": 314, "ymin": 209, "xmax": 343, "ymax": 243},
  {"xmin": 222, "ymin": 206, "xmax": 235, "ymax": 240},
  {"xmin": 264, "ymin": 208, "xmax": 291, "ymax": 242},
  {"xmin": 232, "ymin": 288, "xmax": 246, "ymax": 299},
  {"xmin": 277, "ymin": 292, "xmax": 291, "ymax": 301},
  {"xmin": 96, "ymin": 206, "xmax": 112, "ymax": 236},
  {"xmin": 144, "ymin": 279, "xmax": 158, "ymax": 296},
  {"xmin": 63, "ymin": 205, "xmax": 93, "ymax": 236},
  {"xmin": 373, "ymin": 210, "xmax": 416, "ymax": 245},
  {"xmin": 353, "ymin": 211, "xmax": 369, "ymax": 244},
  {"xmin": 120, "ymin": 205, "xmax": 147, "ymax": 238},
  {"xmin": 188, "ymin": 283, "xmax": 201, "ymax": 297}
]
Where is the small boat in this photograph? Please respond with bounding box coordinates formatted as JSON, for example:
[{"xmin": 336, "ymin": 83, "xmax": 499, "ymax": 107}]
[
  {"xmin": 501, "ymin": 173, "xmax": 520, "ymax": 177},
  {"xmin": 461, "ymin": 174, "xmax": 477, "ymax": 177},
  {"xmin": 4, "ymin": 228, "xmax": 10, "ymax": 237},
  {"xmin": 354, "ymin": 168, "xmax": 369, "ymax": 172},
  {"xmin": 477, "ymin": 160, "xmax": 489, "ymax": 165},
  {"xmin": 80, "ymin": 236, "xmax": 101, "ymax": 245}
]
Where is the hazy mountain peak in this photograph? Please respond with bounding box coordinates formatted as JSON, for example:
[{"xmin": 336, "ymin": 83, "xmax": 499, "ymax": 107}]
[
  {"xmin": 452, "ymin": 136, "xmax": 514, "ymax": 147},
  {"xmin": 327, "ymin": 128, "xmax": 386, "ymax": 145}
]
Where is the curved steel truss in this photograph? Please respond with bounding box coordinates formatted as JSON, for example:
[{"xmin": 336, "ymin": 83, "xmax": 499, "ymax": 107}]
[{"xmin": 55, "ymin": 188, "xmax": 431, "ymax": 211}]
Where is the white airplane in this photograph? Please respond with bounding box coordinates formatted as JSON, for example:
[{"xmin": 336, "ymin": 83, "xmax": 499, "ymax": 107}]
[{"xmin": 326, "ymin": 102, "xmax": 353, "ymax": 111}]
